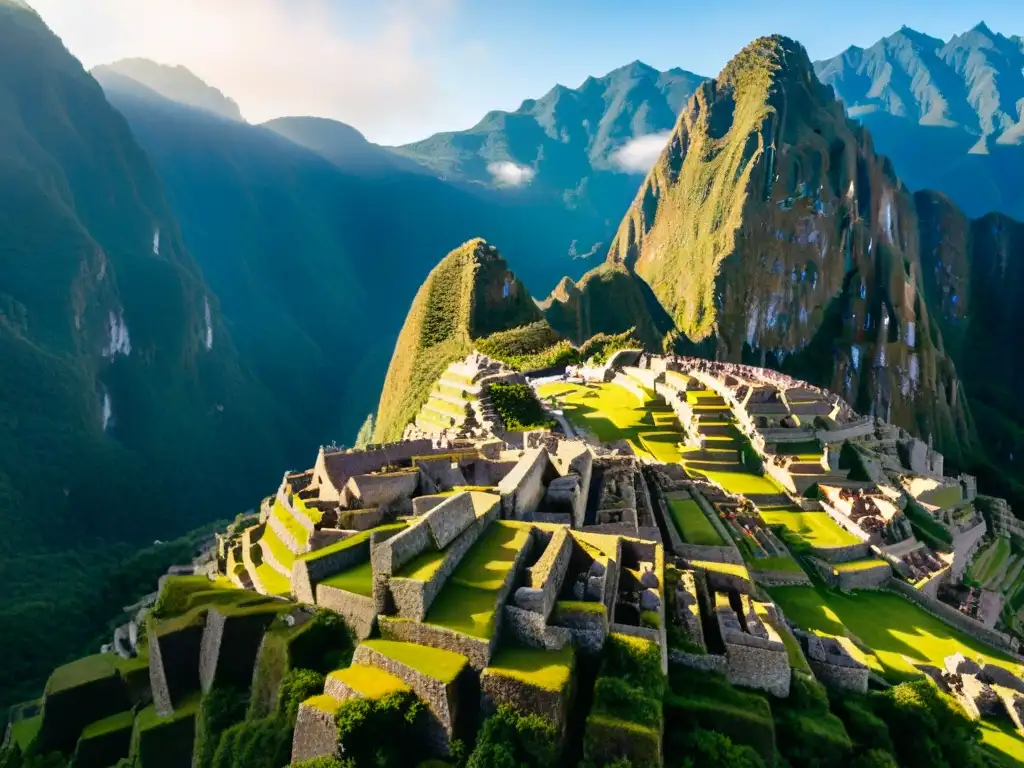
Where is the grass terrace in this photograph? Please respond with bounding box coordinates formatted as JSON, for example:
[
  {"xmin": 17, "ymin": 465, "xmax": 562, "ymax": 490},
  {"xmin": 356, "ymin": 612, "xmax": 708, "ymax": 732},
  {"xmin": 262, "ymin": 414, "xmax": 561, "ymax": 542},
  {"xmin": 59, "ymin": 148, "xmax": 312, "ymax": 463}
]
[
  {"xmin": 304, "ymin": 694, "xmax": 344, "ymax": 715},
  {"xmin": 361, "ymin": 639, "xmax": 467, "ymax": 684},
  {"xmin": 666, "ymin": 497, "xmax": 725, "ymax": 546},
  {"xmin": 299, "ymin": 522, "xmax": 408, "ymax": 563},
  {"xmin": 319, "ymin": 560, "xmax": 374, "ymax": 597},
  {"xmin": 833, "ymin": 558, "xmax": 889, "ymax": 573},
  {"xmin": 9, "ymin": 713, "xmax": 41, "ymax": 752},
  {"xmin": 689, "ymin": 559, "xmax": 752, "ymax": 584},
  {"xmin": 328, "ymin": 665, "xmax": 410, "ymax": 699},
  {"xmin": 769, "ymin": 585, "xmax": 1023, "ymax": 682},
  {"xmin": 536, "ymin": 381, "xmax": 685, "ymax": 462},
  {"xmin": 759, "ymin": 506, "xmax": 861, "ymax": 549},
  {"xmin": 745, "ymin": 552, "xmax": 805, "ymax": 573},
  {"xmin": 969, "ymin": 537, "xmax": 1012, "ymax": 586},
  {"xmin": 46, "ymin": 654, "xmax": 120, "ymax": 695},
  {"xmin": 79, "ymin": 710, "xmax": 135, "ymax": 739},
  {"xmin": 394, "ymin": 548, "xmax": 447, "ymax": 582},
  {"xmin": 486, "ymin": 645, "xmax": 574, "ymax": 692},
  {"xmin": 254, "ymin": 562, "xmax": 291, "ymax": 596},
  {"xmin": 917, "ymin": 484, "xmax": 964, "ymax": 510},
  {"xmin": 272, "ymin": 498, "xmax": 310, "ymax": 546},
  {"xmin": 425, "ymin": 521, "xmax": 531, "ymax": 639}
]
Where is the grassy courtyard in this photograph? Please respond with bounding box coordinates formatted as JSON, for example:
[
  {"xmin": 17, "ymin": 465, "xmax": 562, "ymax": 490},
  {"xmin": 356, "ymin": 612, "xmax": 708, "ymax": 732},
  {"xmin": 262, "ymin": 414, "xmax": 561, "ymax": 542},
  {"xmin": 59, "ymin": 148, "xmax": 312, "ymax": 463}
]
[
  {"xmin": 666, "ymin": 496, "xmax": 724, "ymax": 546},
  {"xmin": 769, "ymin": 585, "xmax": 1023, "ymax": 681},
  {"xmin": 536, "ymin": 381, "xmax": 684, "ymax": 462},
  {"xmin": 320, "ymin": 560, "xmax": 374, "ymax": 597},
  {"xmin": 758, "ymin": 506, "xmax": 862, "ymax": 550},
  {"xmin": 425, "ymin": 521, "xmax": 531, "ymax": 639}
]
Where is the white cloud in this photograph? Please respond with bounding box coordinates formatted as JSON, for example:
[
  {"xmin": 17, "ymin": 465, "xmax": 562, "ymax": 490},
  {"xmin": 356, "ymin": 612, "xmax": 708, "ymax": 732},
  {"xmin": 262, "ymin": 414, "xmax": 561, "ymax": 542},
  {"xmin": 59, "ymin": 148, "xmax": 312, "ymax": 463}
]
[
  {"xmin": 611, "ymin": 130, "xmax": 672, "ymax": 173},
  {"xmin": 487, "ymin": 161, "xmax": 535, "ymax": 187},
  {"xmin": 27, "ymin": 0, "xmax": 477, "ymax": 145}
]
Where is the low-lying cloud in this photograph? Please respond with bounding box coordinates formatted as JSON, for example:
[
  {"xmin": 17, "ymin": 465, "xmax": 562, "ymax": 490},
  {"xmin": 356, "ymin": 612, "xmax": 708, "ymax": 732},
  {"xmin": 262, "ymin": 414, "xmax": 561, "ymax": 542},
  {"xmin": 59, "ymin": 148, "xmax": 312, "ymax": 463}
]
[
  {"xmin": 611, "ymin": 131, "xmax": 672, "ymax": 173},
  {"xmin": 487, "ymin": 161, "xmax": 536, "ymax": 186}
]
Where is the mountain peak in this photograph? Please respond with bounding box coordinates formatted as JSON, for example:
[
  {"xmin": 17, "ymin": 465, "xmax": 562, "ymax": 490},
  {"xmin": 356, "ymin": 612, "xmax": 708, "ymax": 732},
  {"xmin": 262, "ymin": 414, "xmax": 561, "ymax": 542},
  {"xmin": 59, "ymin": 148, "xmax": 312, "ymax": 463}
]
[{"xmin": 92, "ymin": 58, "xmax": 244, "ymax": 122}]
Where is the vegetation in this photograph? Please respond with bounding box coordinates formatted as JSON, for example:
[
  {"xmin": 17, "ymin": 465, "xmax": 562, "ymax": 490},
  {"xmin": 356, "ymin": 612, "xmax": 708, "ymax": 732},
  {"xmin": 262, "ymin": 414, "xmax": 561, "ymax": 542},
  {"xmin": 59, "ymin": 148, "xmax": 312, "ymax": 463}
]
[
  {"xmin": 474, "ymin": 321, "xmax": 576, "ymax": 371},
  {"xmin": 487, "ymin": 383, "xmax": 556, "ymax": 431},
  {"xmin": 466, "ymin": 705, "xmax": 559, "ymax": 768},
  {"xmin": 327, "ymin": 666, "xmax": 408, "ymax": 700},
  {"xmin": 667, "ymin": 498, "xmax": 725, "ymax": 546},
  {"xmin": 485, "ymin": 645, "xmax": 574, "ymax": 692},
  {"xmin": 374, "ymin": 239, "xmax": 541, "ymax": 442},
  {"xmin": 360, "ymin": 640, "xmax": 466, "ymax": 684},
  {"xmin": 579, "ymin": 330, "xmax": 642, "ymax": 365},
  {"xmin": 666, "ymin": 729, "xmax": 765, "ymax": 768},
  {"xmin": 332, "ymin": 691, "xmax": 427, "ymax": 768}
]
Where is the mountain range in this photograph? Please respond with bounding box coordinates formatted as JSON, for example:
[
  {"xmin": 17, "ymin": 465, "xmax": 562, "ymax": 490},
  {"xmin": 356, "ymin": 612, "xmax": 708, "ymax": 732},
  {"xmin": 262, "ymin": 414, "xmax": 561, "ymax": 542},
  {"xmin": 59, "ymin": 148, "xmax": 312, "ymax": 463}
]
[{"xmin": 2, "ymin": 0, "xmax": 1024, "ymax": 712}]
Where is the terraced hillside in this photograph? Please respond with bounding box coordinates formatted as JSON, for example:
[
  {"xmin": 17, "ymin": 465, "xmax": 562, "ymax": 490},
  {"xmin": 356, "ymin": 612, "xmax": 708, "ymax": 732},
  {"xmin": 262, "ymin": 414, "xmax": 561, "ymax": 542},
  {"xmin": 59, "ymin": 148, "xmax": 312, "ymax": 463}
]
[{"xmin": 373, "ymin": 239, "xmax": 543, "ymax": 442}]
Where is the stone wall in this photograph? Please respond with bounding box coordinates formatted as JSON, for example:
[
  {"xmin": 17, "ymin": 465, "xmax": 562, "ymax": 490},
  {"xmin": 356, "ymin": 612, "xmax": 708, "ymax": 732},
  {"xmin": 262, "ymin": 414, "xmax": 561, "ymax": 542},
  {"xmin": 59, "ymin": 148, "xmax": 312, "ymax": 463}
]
[
  {"xmin": 818, "ymin": 501, "xmax": 872, "ymax": 544},
  {"xmin": 291, "ymin": 704, "xmax": 339, "ymax": 764},
  {"xmin": 372, "ymin": 519, "xmax": 432, "ymax": 577},
  {"xmin": 668, "ymin": 650, "xmax": 729, "ymax": 675},
  {"xmin": 198, "ymin": 609, "xmax": 227, "ymax": 694},
  {"xmin": 315, "ymin": 439, "xmax": 436, "ymax": 498},
  {"xmin": 888, "ymin": 582, "xmax": 1019, "ymax": 653},
  {"xmin": 751, "ymin": 568, "xmax": 812, "ymax": 587},
  {"xmin": 502, "ymin": 605, "xmax": 573, "ymax": 650},
  {"xmin": 812, "ymin": 541, "xmax": 872, "ymax": 564},
  {"xmin": 723, "ymin": 636, "xmax": 790, "ymax": 698},
  {"xmin": 498, "ymin": 449, "xmax": 555, "ymax": 520},
  {"xmin": 801, "ymin": 632, "xmax": 868, "ymax": 694},
  {"xmin": 425, "ymin": 493, "xmax": 480, "ymax": 549},
  {"xmin": 481, "ymin": 666, "xmax": 572, "ymax": 729},
  {"xmin": 345, "ymin": 471, "xmax": 419, "ymax": 509},
  {"xmin": 352, "ymin": 643, "xmax": 463, "ymax": 750},
  {"xmin": 292, "ymin": 536, "xmax": 372, "ymax": 605},
  {"xmin": 389, "ymin": 503, "xmax": 498, "ymax": 620},
  {"xmin": 678, "ymin": 543, "xmax": 745, "ymax": 565},
  {"xmin": 336, "ymin": 508, "xmax": 386, "ymax": 532},
  {"xmin": 838, "ymin": 563, "xmax": 892, "ymax": 591},
  {"xmin": 316, "ymin": 587, "xmax": 377, "ymax": 639},
  {"xmin": 515, "ymin": 527, "xmax": 573, "ymax": 620},
  {"xmin": 550, "ymin": 603, "xmax": 609, "ymax": 655},
  {"xmin": 413, "ymin": 495, "xmax": 448, "ymax": 517},
  {"xmin": 242, "ymin": 526, "xmax": 266, "ymax": 595}
]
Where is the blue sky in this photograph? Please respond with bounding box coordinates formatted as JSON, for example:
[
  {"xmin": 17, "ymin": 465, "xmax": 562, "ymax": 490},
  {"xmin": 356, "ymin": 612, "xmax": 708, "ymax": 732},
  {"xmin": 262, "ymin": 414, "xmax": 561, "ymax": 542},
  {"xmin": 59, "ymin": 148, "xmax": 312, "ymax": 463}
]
[{"xmin": 29, "ymin": 0, "xmax": 1024, "ymax": 145}]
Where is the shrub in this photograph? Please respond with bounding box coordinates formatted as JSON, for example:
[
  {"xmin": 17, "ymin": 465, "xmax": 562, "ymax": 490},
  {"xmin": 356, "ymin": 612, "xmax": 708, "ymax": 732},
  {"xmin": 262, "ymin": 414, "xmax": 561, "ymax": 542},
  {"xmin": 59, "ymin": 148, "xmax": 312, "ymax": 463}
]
[
  {"xmin": 194, "ymin": 687, "xmax": 249, "ymax": 768},
  {"xmin": 849, "ymin": 749, "xmax": 899, "ymax": 768},
  {"xmin": 869, "ymin": 680, "xmax": 986, "ymax": 768},
  {"xmin": 475, "ymin": 322, "xmax": 578, "ymax": 371},
  {"xmin": 830, "ymin": 694, "xmax": 894, "ymax": 754},
  {"xmin": 601, "ymin": 634, "xmax": 664, "ymax": 697},
  {"xmin": 579, "ymin": 330, "xmax": 641, "ymax": 365},
  {"xmin": 668, "ymin": 728, "xmax": 765, "ymax": 768},
  {"xmin": 773, "ymin": 709, "xmax": 852, "ymax": 768},
  {"xmin": 664, "ymin": 692, "xmax": 775, "ymax": 764},
  {"xmin": 333, "ymin": 691, "xmax": 426, "ymax": 768},
  {"xmin": 592, "ymin": 677, "xmax": 662, "ymax": 729},
  {"xmin": 487, "ymin": 383, "xmax": 556, "ymax": 431},
  {"xmin": 287, "ymin": 612, "xmax": 354, "ymax": 675},
  {"xmin": 466, "ymin": 705, "xmax": 559, "ymax": 768}
]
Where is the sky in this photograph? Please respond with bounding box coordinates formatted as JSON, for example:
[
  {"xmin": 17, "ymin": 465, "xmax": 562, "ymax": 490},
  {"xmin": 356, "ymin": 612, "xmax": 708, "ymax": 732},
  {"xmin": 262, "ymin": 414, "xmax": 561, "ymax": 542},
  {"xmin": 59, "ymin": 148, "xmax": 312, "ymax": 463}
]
[{"xmin": 27, "ymin": 0, "xmax": 1024, "ymax": 146}]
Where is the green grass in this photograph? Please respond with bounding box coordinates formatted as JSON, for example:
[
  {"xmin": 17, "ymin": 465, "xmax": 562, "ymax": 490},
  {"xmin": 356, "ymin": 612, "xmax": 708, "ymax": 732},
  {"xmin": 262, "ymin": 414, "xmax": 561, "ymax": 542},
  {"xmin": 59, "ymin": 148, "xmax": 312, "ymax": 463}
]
[
  {"xmin": 259, "ymin": 524, "xmax": 295, "ymax": 571},
  {"xmin": 746, "ymin": 553, "xmax": 805, "ymax": 573},
  {"xmin": 10, "ymin": 715, "xmax": 41, "ymax": 751},
  {"xmin": 328, "ymin": 665, "xmax": 410, "ymax": 699},
  {"xmin": 424, "ymin": 522, "xmax": 531, "ymax": 639},
  {"xmin": 917, "ymin": 484, "xmax": 964, "ymax": 509},
  {"xmin": 304, "ymin": 693, "xmax": 344, "ymax": 714},
  {"xmin": 46, "ymin": 654, "xmax": 119, "ymax": 695},
  {"xmin": 979, "ymin": 716, "xmax": 1024, "ymax": 765},
  {"xmin": 684, "ymin": 464, "xmax": 784, "ymax": 496},
  {"xmin": 271, "ymin": 498, "xmax": 309, "ymax": 549},
  {"xmin": 319, "ymin": 560, "xmax": 374, "ymax": 597},
  {"xmin": 536, "ymin": 381, "xmax": 685, "ymax": 461},
  {"xmin": 833, "ymin": 558, "xmax": 889, "ymax": 573},
  {"xmin": 970, "ymin": 538, "xmax": 1011, "ymax": 585},
  {"xmin": 136, "ymin": 692, "xmax": 201, "ymax": 731},
  {"xmin": 485, "ymin": 645, "xmax": 574, "ymax": 692},
  {"xmin": 667, "ymin": 498, "xmax": 725, "ymax": 546},
  {"xmin": 759, "ymin": 507, "xmax": 862, "ymax": 549},
  {"xmin": 80, "ymin": 710, "xmax": 135, "ymax": 739},
  {"xmin": 254, "ymin": 561, "xmax": 291, "ymax": 596},
  {"xmin": 768, "ymin": 585, "xmax": 1024, "ymax": 683},
  {"xmin": 756, "ymin": 604, "xmax": 810, "ymax": 672},
  {"xmin": 394, "ymin": 547, "xmax": 446, "ymax": 582},
  {"xmin": 488, "ymin": 383, "xmax": 556, "ymax": 431},
  {"xmin": 361, "ymin": 639, "xmax": 467, "ymax": 683},
  {"xmin": 690, "ymin": 560, "xmax": 751, "ymax": 582},
  {"xmin": 298, "ymin": 522, "xmax": 407, "ymax": 563}
]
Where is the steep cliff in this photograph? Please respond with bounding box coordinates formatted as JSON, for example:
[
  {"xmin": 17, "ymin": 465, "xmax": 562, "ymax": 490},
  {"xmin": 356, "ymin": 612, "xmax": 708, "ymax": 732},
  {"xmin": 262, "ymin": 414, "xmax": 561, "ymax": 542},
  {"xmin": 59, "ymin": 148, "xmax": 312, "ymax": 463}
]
[
  {"xmin": 374, "ymin": 239, "xmax": 542, "ymax": 441},
  {"xmin": 547, "ymin": 36, "xmax": 976, "ymax": 461}
]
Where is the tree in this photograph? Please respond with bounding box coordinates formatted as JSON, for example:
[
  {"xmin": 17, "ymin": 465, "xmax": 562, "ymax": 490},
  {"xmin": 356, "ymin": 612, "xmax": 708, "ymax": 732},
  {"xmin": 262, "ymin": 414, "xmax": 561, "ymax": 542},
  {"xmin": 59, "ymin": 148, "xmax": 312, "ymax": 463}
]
[
  {"xmin": 672, "ymin": 729, "xmax": 764, "ymax": 768},
  {"xmin": 354, "ymin": 414, "xmax": 375, "ymax": 449}
]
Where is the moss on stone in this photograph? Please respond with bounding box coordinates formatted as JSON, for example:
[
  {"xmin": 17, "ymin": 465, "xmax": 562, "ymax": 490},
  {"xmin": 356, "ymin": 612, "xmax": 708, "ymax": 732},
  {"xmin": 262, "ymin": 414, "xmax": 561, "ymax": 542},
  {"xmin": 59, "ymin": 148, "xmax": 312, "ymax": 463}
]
[
  {"xmin": 328, "ymin": 665, "xmax": 410, "ymax": 700},
  {"xmin": 485, "ymin": 645, "xmax": 574, "ymax": 693},
  {"xmin": 360, "ymin": 639, "xmax": 467, "ymax": 684}
]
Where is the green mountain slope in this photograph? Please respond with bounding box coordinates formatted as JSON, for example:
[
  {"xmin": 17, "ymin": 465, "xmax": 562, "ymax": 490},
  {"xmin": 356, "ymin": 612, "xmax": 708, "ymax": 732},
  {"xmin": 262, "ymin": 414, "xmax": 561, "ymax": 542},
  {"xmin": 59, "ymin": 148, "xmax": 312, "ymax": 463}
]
[
  {"xmin": 0, "ymin": 2, "xmax": 304, "ymax": 707},
  {"xmin": 374, "ymin": 239, "xmax": 541, "ymax": 441},
  {"xmin": 814, "ymin": 23, "xmax": 1024, "ymax": 219},
  {"xmin": 548, "ymin": 36, "xmax": 977, "ymax": 465}
]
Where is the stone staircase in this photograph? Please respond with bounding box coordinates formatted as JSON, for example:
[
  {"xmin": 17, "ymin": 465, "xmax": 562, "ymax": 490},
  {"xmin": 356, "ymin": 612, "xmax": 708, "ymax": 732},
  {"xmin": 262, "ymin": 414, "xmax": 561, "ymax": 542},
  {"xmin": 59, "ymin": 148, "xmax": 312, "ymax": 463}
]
[{"xmin": 413, "ymin": 355, "xmax": 520, "ymax": 438}]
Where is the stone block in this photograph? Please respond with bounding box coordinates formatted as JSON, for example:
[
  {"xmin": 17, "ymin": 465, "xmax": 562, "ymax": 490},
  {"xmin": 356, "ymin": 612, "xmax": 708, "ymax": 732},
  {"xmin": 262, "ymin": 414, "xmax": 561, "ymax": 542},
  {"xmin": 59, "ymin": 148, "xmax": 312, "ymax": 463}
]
[
  {"xmin": 315, "ymin": 585, "xmax": 377, "ymax": 639},
  {"xmin": 424, "ymin": 493, "xmax": 477, "ymax": 549},
  {"xmin": 481, "ymin": 655, "xmax": 573, "ymax": 729},
  {"xmin": 413, "ymin": 495, "xmax": 448, "ymax": 517},
  {"xmin": 502, "ymin": 605, "xmax": 572, "ymax": 650},
  {"xmin": 373, "ymin": 519, "xmax": 432, "ymax": 576},
  {"xmin": 498, "ymin": 449, "xmax": 555, "ymax": 520},
  {"xmin": 291, "ymin": 700, "xmax": 340, "ymax": 764}
]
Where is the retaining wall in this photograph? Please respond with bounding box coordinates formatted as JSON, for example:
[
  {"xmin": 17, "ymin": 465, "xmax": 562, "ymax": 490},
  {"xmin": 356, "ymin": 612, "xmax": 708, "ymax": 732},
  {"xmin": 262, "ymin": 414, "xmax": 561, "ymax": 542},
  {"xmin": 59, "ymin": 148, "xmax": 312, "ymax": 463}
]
[
  {"xmin": 292, "ymin": 535, "xmax": 371, "ymax": 605},
  {"xmin": 291, "ymin": 704, "xmax": 339, "ymax": 764},
  {"xmin": 315, "ymin": 586, "xmax": 377, "ymax": 639},
  {"xmin": 498, "ymin": 449, "xmax": 553, "ymax": 520}
]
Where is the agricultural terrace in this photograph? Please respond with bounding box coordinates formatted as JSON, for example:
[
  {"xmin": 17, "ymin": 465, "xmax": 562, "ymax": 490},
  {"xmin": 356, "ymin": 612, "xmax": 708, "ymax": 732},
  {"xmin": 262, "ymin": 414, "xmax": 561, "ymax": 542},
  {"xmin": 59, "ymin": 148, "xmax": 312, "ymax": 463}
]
[
  {"xmin": 758, "ymin": 505, "xmax": 862, "ymax": 550},
  {"xmin": 665, "ymin": 495, "xmax": 724, "ymax": 546},
  {"xmin": 968, "ymin": 537, "xmax": 1012, "ymax": 587},
  {"xmin": 536, "ymin": 381, "xmax": 684, "ymax": 463},
  {"xmin": 425, "ymin": 521, "xmax": 532, "ymax": 639}
]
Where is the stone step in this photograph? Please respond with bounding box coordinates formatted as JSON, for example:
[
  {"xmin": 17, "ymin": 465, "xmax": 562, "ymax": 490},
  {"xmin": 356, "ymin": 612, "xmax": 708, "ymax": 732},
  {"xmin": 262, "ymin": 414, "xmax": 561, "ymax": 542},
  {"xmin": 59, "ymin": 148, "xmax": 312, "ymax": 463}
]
[
  {"xmin": 353, "ymin": 640, "xmax": 469, "ymax": 750},
  {"xmin": 324, "ymin": 663, "xmax": 411, "ymax": 702},
  {"xmin": 438, "ymin": 378, "xmax": 481, "ymax": 398},
  {"xmin": 430, "ymin": 390, "xmax": 473, "ymax": 409},
  {"xmin": 421, "ymin": 403, "xmax": 459, "ymax": 425},
  {"xmin": 426, "ymin": 396, "xmax": 470, "ymax": 419}
]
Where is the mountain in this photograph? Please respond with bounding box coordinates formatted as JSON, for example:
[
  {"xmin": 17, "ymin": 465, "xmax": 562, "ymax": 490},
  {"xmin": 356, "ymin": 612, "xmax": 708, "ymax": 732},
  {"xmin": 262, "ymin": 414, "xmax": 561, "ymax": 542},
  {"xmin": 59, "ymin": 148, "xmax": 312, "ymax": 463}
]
[
  {"xmin": 546, "ymin": 36, "xmax": 979, "ymax": 466},
  {"xmin": 814, "ymin": 23, "xmax": 1024, "ymax": 219},
  {"xmin": 373, "ymin": 238, "xmax": 541, "ymax": 441},
  {"xmin": 0, "ymin": 1, "xmax": 305, "ymax": 705},
  {"xmin": 92, "ymin": 57, "xmax": 244, "ymax": 121},
  {"xmin": 395, "ymin": 61, "xmax": 706, "ymax": 264}
]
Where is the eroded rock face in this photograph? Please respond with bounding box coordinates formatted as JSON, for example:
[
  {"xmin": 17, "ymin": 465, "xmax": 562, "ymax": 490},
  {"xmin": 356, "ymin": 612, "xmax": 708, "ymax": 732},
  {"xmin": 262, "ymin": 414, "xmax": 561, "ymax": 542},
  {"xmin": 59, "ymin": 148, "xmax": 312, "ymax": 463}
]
[{"xmin": 547, "ymin": 35, "xmax": 978, "ymax": 458}]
